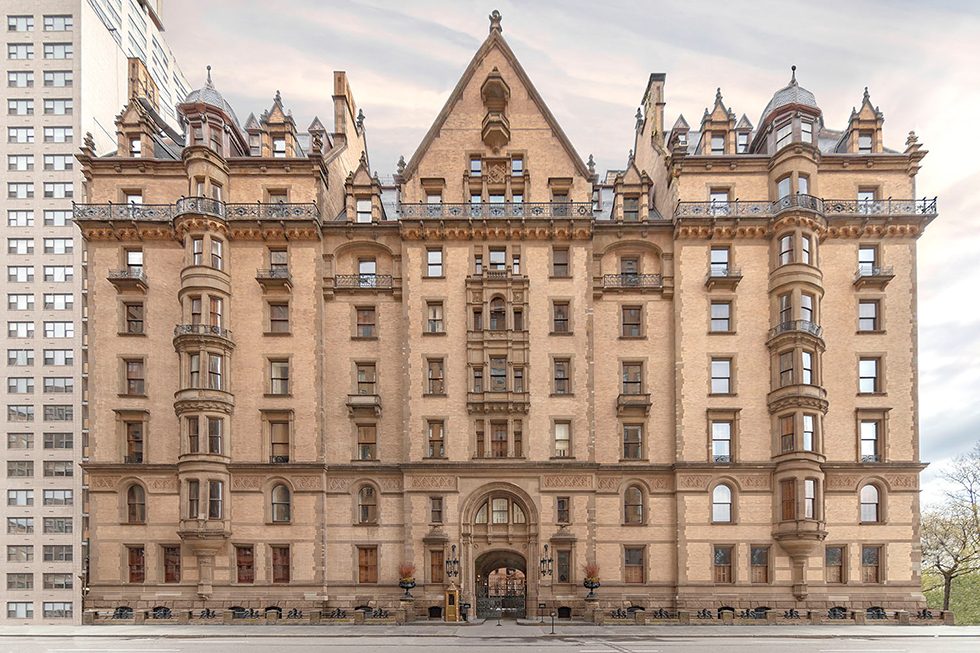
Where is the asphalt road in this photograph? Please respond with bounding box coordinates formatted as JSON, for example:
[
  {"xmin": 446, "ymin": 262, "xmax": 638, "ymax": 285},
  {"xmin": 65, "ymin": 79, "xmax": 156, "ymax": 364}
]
[{"xmin": 4, "ymin": 635, "xmax": 980, "ymax": 653}]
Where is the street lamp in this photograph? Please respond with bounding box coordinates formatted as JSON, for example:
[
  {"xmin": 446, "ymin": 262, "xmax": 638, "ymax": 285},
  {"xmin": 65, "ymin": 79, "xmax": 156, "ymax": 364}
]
[
  {"xmin": 445, "ymin": 544, "xmax": 460, "ymax": 578},
  {"xmin": 539, "ymin": 544, "xmax": 553, "ymax": 577}
]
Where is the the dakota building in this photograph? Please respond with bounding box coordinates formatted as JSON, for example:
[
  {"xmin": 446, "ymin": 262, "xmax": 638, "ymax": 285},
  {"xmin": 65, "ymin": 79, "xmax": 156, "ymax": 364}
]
[{"xmin": 75, "ymin": 13, "xmax": 936, "ymax": 619}]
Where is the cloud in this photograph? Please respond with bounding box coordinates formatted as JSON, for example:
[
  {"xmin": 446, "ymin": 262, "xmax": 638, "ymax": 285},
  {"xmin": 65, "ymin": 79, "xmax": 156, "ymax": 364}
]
[{"xmin": 160, "ymin": 0, "xmax": 980, "ymax": 497}]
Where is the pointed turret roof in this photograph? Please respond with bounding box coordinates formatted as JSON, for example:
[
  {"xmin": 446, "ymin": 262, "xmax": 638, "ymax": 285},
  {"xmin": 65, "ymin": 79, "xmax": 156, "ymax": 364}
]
[
  {"xmin": 759, "ymin": 65, "xmax": 819, "ymax": 126},
  {"xmin": 401, "ymin": 10, "xmax": 589, "ymax": 180},
  {"xmin": 183, "ymin": 65, "xmax": 240, "ymax": 125}
]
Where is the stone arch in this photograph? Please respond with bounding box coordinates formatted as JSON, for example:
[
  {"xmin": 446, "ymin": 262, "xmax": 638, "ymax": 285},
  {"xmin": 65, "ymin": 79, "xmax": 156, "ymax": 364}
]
[{"xmin": 461, "ymin": 482, "xmax": 538, "ymax": 525}]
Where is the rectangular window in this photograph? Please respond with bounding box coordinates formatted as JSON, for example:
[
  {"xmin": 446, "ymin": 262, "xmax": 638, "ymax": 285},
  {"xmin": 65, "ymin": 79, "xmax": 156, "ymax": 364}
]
[
  {"xmin": 779, "ymin": 351, "xmax": 794, "ymax": 387},
  {"xmin": 751, "ymin": 546, "xmax": 770, "ymax": 583},
  {"xmin": 7, "ymin": 71, "xmax": 34, "ymax": 88},
  {"xmin": 712, "ymin": 421, "xmax": 732, "ymax": 463},
  {"xmin": 780, "ymin": 415, "xmax": 795, "ymax": 453},
  {"xmin": 710, "ymin": 358, "xmax": 732, "ymax": 394},
  {"xmin": 803, "ymin": 414, "xmax": 815, "ymax": 451},
  {"xmin": 269, "ymin": 303, "xmax": 289, "ymax": 333},
  {"xmin": 826, "ymin": 546, "xmax": 845, "ymax": 583},
  {"xmin": 125, "ymin": 359, "xmax": 145, "ymax": 395},
  {"xmin": 553, "ymin": 422, "xmax": 571, "ymax": 458},
  {"xmin": 8, "ymin": 15, "xmax": 34, "ymax": 31},
  {"xmin": 858, "ymin": 131, "xmax": 873, "ymax": 154},
  {"xmin": 187, "ymin": 417, "xmax": 200, "ymax": 454},
  {"xmin": 356, "ymin": 363, "xmax": 377, "ymax": 394},
  {"xmin": 43, "ymin": 432, "xmax": 71, "ymax": 448},
  {"xmin": 429, "ymin": 549, "xmax": 445, "ymax": 583},
  {"xmin": 208, "ymin": 354, "xmax": 223, "ymax": 390},
  {"xmin": 7, "ymin": 545, "xmax": 33, "ymax": 561},
  {"xmin": 128, "ymin": 546, "xmax": 145, "ymax": 583},
  {"xmin": 207, "ymin": 418, "xmax": 223, "ymax": 455},
  {"xmin": 862, "ymin": 545, "xmax": 881, "ymax": 583},
  {"xmin": 43, "ymin": 517, "xmax": 71, "ymax": 533},
  {"xmin": 860, "ymin": 420, "xmax": 880, "ymax": 462},
  {"xmin": 42, "ymin": 602, "xmax": 72, "ymax": 619},
  {"xmin": 269, "ymin": 360, "xmax": 289, "ymax": 395},
  {"xmin": 357, "ymin": 424, "xmax": 376, "ymax": 460},
  {"xmin": 208, "ymin": 480, "xmax": 223, "ymax": 519},
  {"xmin": 43, "ymin": 70, "xmax": 72, "ymax": 87},
  {"xmin": 779, "ymin": 234, "xmax": 794, "ymax": 265},
  {"xmin": 44, "ymin": 15, "xmax": 73, "ymax": 31},
  {"xmin": 781, "ymin": 479, "xmax": 796, "ymax": 521},
  {"xmin": 7, "ymin": 460, "xmax": 33, "ymax": 477},
  {"xmin": 271, "ymin": 546, "xmax": 290, "ymax": 583},
  {"xmin": 802, "ymin": 350, "xmax": 814, "ymax": 385},
  {"xmin": 7, "ymin": 602, "xmax": 33, "ymax": 619},
  {"xmin": 622, "ymin": 306, "xmax": 642, "ymax": 337},
  {"xmin": 236, "ymin": 546, "xmax": 254, "ymax": 583},
  {"xmin": 556, "ymin": 549, "xmax": 571, "ymax": 583},
  {"xmin": 775, "ymin": 122, "xmax": 792, "ymax": 149},
  {"xmin": 426, "ymin": 302, "xmax": 444, "ymax": 333},
  {"xmin": 622, "ymin": 196, "xmax": 639, "ymax": 221},
  {"xmin": 472, "ymin": 366, "xmax": 484, "ymax": 393},
  {"xmin": 187, "ymin": 480, "xmax": 200, "ymax": 518},
  {"xmin": 427, "ymin": 420, "xmax": 445, "ymax": 458},
  {"xmin": 556, "ymin": 496, "xmax": 570, "ymax": 524},
  {"xmin": 43, "ymin": 461, "xmax": 72, "ymax": 477},
  {"xmin": 430, "ymin": 496, "xmax": 444, "ymax": 524},
  {"xmin": 623, "ymin": 424, "xmax": 643, "ymax": 460},
  {"xmin": 7, "ymin": 517, "xmax": 33, "ymax": 534},
  {"xmin": 710, "ymin": 247, "xmax": 730, "ymax": 276},
  {"xmin": 710, "ymin": 301, "xmax": 731, "ymax": 332},
  {"xmin": 125, "ymin": 303, "xmax": 144, "ymax": 334},
  {"xmin": 8, "ymin": 573, "xmax": 33, "ymax": 590},
  {"xmin": 489, "ymin": 357, "xmax": 507, "ymax": 392},
  {"xmin": 737, "ymin": 132, "xmax": 749, "ymax": 153},
  {"xmin": 859, "ymin": 357, "xmax": 880, "ymax": 393},
  {"xmin": 713, "ymin": 545, "xmax": 734, "ymax": 584},
  {"xmin": 804, "ymin": 479, "xmax": 816, "ymax": 519},
  {"xmin": 490, "ymin": 422, "xmax": 507, "ymax": 458},
  {"xmin": 858, "ymin": 300, "xmax": 879, "ymax": 331},
  {"xmin": 356, "ymin": 306, "xmax": 376, "ymax": 337},
  {"xmin": 7, "ymin": 154, "xmax": 33, "ymax": 169},
  {"xmin": 777, "ymin": 176, "xmax": 792, "ymax": 199},
  {"xmin": 469, "ymin": 157, "xmax": 482, "ymax": 176},
  {"xmin": 553, "ymin": 358, "xmax": 570, "ymax": 395},
  {"xmin": 8, "ymin": 211, "xmax": 34, "ymax": 226},
  {"xmin": 621, "ymin": 362, "xmax": 643, "ymax": 395},
  {"xmin": 552, "ymin": 301, "xmax": 570, "ymax": 333},
  {"xmin": 552, "ymin": 248, "xmax": 569, "ymax": 277},
  {"xmin": 210, "ymin": 239, "xmax": 223, "ymax": 270},
  {"xmin": 513, "ymin": 366, "xmax": 525, "ymax": 393},
  {"xmin": 358, "ymin": 546, "xmax": 378, "ymax": 583},
  {"xmin": 426, "ymin": 359, "xmax": 445, "ymax": 395},
  {"xmin": 158, "ymin": 546, "xmax": 180, "ymax": 584},
  {"xmin": 355, "ymin": 198, "xmax": 372, "ymax": 223},
  {"xmin": 624, "ymin": 546, "xmax": 645, "ymax": 583},
  {"xmin": 710, "ymin": 133, "xmax": 725, "ymax": 154},
  {"xmin": 426, "ymin": 249, "xmax": 443, "ymax": 277},
  {"xmin": 270, "ymin": 420, "xmax": 289, "ymax": 462},
  {"xmin": 43, "ymin": 43, "xmax": 73, "ymax": 59},
  {"xmin": 858, "ymin": 246, "xmax": 878, "ymax": 275},
  {"xmin": 43, "ymin": 489, "xmax": 72, "ymax": 506}
]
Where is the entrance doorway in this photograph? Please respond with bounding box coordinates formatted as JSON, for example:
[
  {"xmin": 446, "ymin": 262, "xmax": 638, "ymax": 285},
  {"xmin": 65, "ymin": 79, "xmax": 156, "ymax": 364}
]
[{"xmin": 475, "ymin": 550, "xmax": 526, "ymax": 619}]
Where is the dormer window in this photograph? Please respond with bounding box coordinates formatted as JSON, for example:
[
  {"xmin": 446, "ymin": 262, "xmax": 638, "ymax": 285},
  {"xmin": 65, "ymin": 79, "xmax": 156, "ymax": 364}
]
[
  {"xmin": 710, "ymin": 133, "xmax": 724, "ymax": 154},
  {"xmin": 355, "ymin": 198, "xmax": 372, "ymax": 223},
  {"xmin": 249, "ymin": 134, "xmax": 260, "ymax": 156},
  {"xmin": 775, "ymin": 122, "xmax": 792, "ymax": 149},
  {"xmin": 623, "ymin": 197, "xmax": 639, "ymax": 222},
  {"xmin": 736, "ymin": 132, "xmax": 748, "ymax": 153},
  {"xmin": 801, "ymin": 120, "xmax": 813, "ymax": 144},
  {"xmin": 858, "ymin": 131, "xmax": 873, "ymax": 153},
  {"xmin": 209, "ymin": 128, "xmax": 222, "ymax": 153},
  {"xmin": 129, "ymin": 138, "xmax": 141, "ymax": 158},
  {"xmin": 677, "ymin": 132, "xmax": 687, "ymax": 144},
  {"xmin": 273, "ymin": 138, "xmax": 286, "ymax": 158},
  {"xmin": 470, "ymin": 157, "xmax": 482, "ymax": 177},
  {"xmin": 511, "ymin": 157, "xmax": 523, "ymax": 176}
]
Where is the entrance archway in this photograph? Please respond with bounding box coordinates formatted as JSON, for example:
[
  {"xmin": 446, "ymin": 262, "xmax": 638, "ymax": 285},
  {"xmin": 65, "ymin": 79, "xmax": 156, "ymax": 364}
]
[{"xmin": 475, "ymin": 549, "xmax": 526, "ymax": 619}]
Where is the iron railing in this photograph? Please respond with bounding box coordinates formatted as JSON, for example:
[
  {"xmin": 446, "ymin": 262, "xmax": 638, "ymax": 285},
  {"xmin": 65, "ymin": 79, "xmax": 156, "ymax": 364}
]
[
  {"xmin": 675, "ymin": 196, "xmax": 938, "ymax": 219},
  {"xmin": 398, "ymin": 201, "xmax": 594, "ymax": 219},
  {"xmin": 855, "ymin": 265, "xmax": 894, "ymax": 281},
  {"xmin": 603, "ymin": 273, "xmax": 663, "ymax": 288},
  {"xmin": 173, "ymin": 323, "xmax": 233, "ymax": 340},
  {"xmin": 269, "ymin": 455, "xmax": 290, "ymax": 464},
  {"xmin": 107, "ymin": 268, "xmax": 147, "ymax": 283},
  {"xmin": 175, "ymin": 196, "xmax": 225, "ymax": 218},
  {"xmin": 768, "ymin": 320, "xmax": 823, "ymax": 339},
  {"xmin": 73, "ymin": 203, "xmax": 173, "ymax": 221},
  {"xmin": 224, "ymin": 202, "xmax": 319, "ymax": 220},
  {"xmin": 334, "ymin": 274, "xmax": 393, "ymax": 289},
  {"xmin": 256, "ymin": 268, "xmax": 291, "ymax": 280},
  {"xmin": 707, "ymin": 266, "xmax": 742, "ymax": 278}
]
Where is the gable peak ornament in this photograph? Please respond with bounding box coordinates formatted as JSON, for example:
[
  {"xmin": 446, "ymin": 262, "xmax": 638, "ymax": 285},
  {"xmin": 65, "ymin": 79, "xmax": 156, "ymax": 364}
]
[
  {"xmin": 489, "ymin": 9, "xmax": 502, "ymax": 34},
  {"xmin": 356, "ymin": 108, "xmax": 365, "ymax": 130},
  {"xmin": 397, "ymin": 155, "xmax": 406, "ymax": 175},
  {"xmin": 587, "ymin": 154, "xmax": 596, "ymax": 176}
]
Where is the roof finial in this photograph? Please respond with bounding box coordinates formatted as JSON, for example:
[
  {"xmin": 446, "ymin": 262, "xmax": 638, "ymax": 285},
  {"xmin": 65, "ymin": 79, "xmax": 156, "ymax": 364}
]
[
  {"xmin": 628, "ymin": 149, "xmax": 634, "ymax": 164},
  {"xmin": 587, "ymin": 154, "xmax": 595, "ymax": 175},
  {"xmin": 356, "ymin": 108, "xmax": 365, "ymax": 130},
  {"xmin": 790, "ymin": 65, "xmax": 797, "ymax": 84},
  {"xmin": 275, "ymin": 89, "xmax": 282, "ymax": 105},
  {"xmin": 863, "ymin": 86, "xmax": 870, "ymax": 102},
  {"xmin": 489, "ymin": 9, "xmax": 502, "ymax": 34},
  {"xmin": 397, "ymin": 155, "xmax": 406, "ymax": 175},
  {"xmin": 715, "ymin": 87, "xmax": 722, "ymax": 102},
  {"xmin": 635, "ymin": 107, "xmax": 643, "ymax": 130},
  {"xmin": 206, "ymin": 65, "xmax": 212, "ymax": 85}
]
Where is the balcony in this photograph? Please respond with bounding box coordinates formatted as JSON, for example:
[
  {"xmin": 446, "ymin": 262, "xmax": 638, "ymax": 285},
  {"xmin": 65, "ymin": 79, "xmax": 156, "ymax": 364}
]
[
  {"xmin": 482, "ymin": 110, "xmax": 511, "ymax": 149},
  {"xmin": 772, "ymin": 519, "xmax": 827, "ymax": 558},
  {"xmin": 398, "ymin": 201, "xmax": 594, "ymax": 220},
  {"xmin": 768, "ymin": 320, "xmax": 823, "ymax": 340},
  {"xmin": 467, "ymin": 390, "xmax": 529, "ymax": 414},
  {"xmin": 175, "ymin": 196, "xmax": 225, "ymax": 219},
  {"xmin": 256, "ymin": 267, "xmax": 292, "ymax": 291},
  {"xmin": 617, "ymin": 392, "xmax": 652, "ymax": 416},
  {"xmin": 73, "ymin": 202, "xmax": 174, "ymax": 222},
  {"xmin": 675, "ymin": 196, "xmax": 938, "ymax": 220},
  {"xmin": 177, "ymin": 518, "xmax": 231, "ymax": 544},
  {"xmin": 704, "ymin": 266, "xmax": 742, "ymax": 291},
  {"xmin": 346, "ymin": 393, "xmax": 381, "ymax": 418},
  {"xmin": 269, "ymin": 455, "xmax": 290, "ymax": 464},
  {"xmin": 767, "ymin": 383, "xmax": 828, "ymax": 414},
  {"xmin": 173, "ymin": 323, "xmax": 234, "ymax": 350},
  {"xmin": 334, "ymin": 274, "xmax": 393, "ymax": 291},
  {"xmin": 601, "ymin": 273, "xmax": 663, "ymax": 293},
  {"xmin": 107, "ymin": 267, "xmax": 147, "ymax": 292},
  {"xmin": 853, "ymin": 265, "xmax": 895, "ymax": 290},
  {"xmin": 74, "ymin": 200, "xmax": 320, "ymax": 223},
  {"xmin": 123, "ymin": 453, "xmax": 144, "ymax": 464}
]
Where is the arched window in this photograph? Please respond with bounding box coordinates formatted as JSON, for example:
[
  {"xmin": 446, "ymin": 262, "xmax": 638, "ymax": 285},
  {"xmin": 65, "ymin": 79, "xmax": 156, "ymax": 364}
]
[
  {"xmin": 271, "ymin": 484, "xmax": 291, "ymax": 523},
  {"xmin": 358, "ymin": 485, "xmax": 377, "ymax": 524},
  {"xmin": 712, "ymin": 484, "xmax": 733, "ymax": 523},
  {"xmin": 489, "ymin": 298, "xmax": 506, "ymax": 331},
  {"xmin": 127, "ymin": 485, "xmax": 146, "ymax": 524},
  {"xmin": 624, "ymin": 485, "xmax": 643, "ymax": 524},
  {"xmin": 860, "ymin": 484, "xmax": 880, "ymax": 523},
  {"xmin": 473, "ymin": 495, "xmax": 527, "ymax": 525}
]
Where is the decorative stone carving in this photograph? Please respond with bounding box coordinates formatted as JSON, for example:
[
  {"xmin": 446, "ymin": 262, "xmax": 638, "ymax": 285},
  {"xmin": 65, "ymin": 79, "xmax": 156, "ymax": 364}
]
[
  {"xmin": 149, "ymin": 477, "xmax": 177, "ymax": 492},
  {"xmin": 294, "ymin": 476, "xmax": 321, "ymax": 490},
  {"xmin": 379, "ymin": 477, "xmax": 402, "ymax": 492},
  {"xmin": 91, "ymin": 476, "xmax": 121, "ymax": 490},
  {"xmin": 327, "ymin": 478, "xmax": 351, "ymax": 492},
  {"xmin": 740, "ymin": 474, "xmax": 771, "ymax": 489},
  {"xmin": 678, "ymin": 474, "xmax": 713, "ymax": 489},
  {"xmin": 597, "ymin": 477, "xmax": 621, "ymax": 491},
  {"xmin": 885, "ymin": 474, "xmax": 918, "ymax": 489},
  {"xmin": 410, "ymin": 476, "xmax": 457, "ymax": 490},
  {"xmin": 232, "ymin": 476, "xmax": 262, "ymax": 490},
  {"xmin": 826, "ymin": 474, "xmax": 861, "ymax": 490},
  {"xmin": 542, "ymin": 474, "xmax": 592, "ymax": 489}
]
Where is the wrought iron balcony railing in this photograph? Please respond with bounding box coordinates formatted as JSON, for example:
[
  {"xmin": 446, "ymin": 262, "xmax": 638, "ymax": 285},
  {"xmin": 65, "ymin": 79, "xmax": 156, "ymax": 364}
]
[
  {"xmin": 854, "ymin": 265, "xmax": 895, "ymax": 281},
  {"xmin": 707, "ymin": 266, "xmax": 742, "ymax": 278},
  {"xmin": 74, "ymin": 200, "xmax": 320, "ymax": 222},
  {"xmin": 175, "ymin": 196, "xmax": 225, "ymax": 218},
  {"xmin": 256, "ymin": 268, "xmax": 291, "ymax": 281},
  {"xmin": 269, "ymin": 455, "xmax": 290, "ymax": 464},
  {"xmin": 398, "ymin": 201, "xmax": 594, "ymax": 219},
  {"xmin": 73, "ymin": 203, "xmax": 174, "ymax": 221},
  {"xmin": 768, "ymin": 320, "xmax": 823, "ymax": 339},
  {"xmin": 123, "ymin": 453, "xmax": 144, "ymax": 464},
  {"xmin": 334, "ymin": 274, "xmax": 393, "ymax": 289},
  {"xmin": 173, "ymin": 323, "xmax": 233, "ymax": 340},
  {"xmin": 675, "ymin": 196, "xmax": 938, "ymax": 219},
  {"xmin": 225, "ymin": 202, "xmax": 320, "ymax": 220},
  {"xmin": 108, "ymin": 268, "xmax": 147, "ymax": 284},
  {"xmin": 603, "ymin": 273, "xmax": 663, "ymax": 289}
]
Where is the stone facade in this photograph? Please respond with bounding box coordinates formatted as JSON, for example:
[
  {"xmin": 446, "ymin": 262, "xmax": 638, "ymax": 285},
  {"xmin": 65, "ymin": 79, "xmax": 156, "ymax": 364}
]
[{"xmin": 76, "ymin": 13, "xmax": 936, "ymax": 620}]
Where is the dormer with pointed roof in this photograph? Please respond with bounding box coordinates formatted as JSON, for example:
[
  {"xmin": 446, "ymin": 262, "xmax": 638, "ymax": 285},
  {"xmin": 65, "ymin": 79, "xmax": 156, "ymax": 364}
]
[
  {"xmin": 698, "ymin": 88, "xmax": 737, "ymax": 154},
  {"xmin": 752, "ymin": 66, "xmax": 822, "ymax": 154},
  {"xmin": 343, "ymin": 150, "xmax": 386, "ymax": 223},
  {"xmin": 254, "ymin": 90, "xmax": 303, "ymax": 158},
  {"xmin": 837, "ymin": 87, "xmax": 885, "ymax": 154},
  {"xmin": 611, "ymin": 155, "xmax": 655, "ymax": 223},
  {"xmin": 398, "ymin": 10, "xmax": 591, "ymax": 205},
  {"xmin": 666, "ymin": 114, "xmax": 690, "ymax": 153},
  {"xmin": 735, "ymin": 114, "xmax": 753, "ymax": 153},
  {"xmin": 177, "ymin": 66, "xmax": 249, "ymax": 158}
]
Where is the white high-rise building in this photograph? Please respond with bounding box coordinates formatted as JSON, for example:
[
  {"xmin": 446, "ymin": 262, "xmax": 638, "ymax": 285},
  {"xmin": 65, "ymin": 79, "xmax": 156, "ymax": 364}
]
[{"xmin": 1, "ymin": 0, "xmax": 188, "ymax": 624}]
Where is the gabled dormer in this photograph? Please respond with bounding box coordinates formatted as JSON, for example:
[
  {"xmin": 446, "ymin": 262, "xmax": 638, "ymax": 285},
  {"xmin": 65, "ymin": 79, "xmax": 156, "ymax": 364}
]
[
  {"xmin": 611, "ymin": 154, "xmax": 655, "ymax": 222},
  {"xmin": 735, "ymin": 114, "xmax": 754, "ymax": 154},
  {"xmin": 667, "ymin": 114, "xmax": 690, "ymax": 154},
  {"xmin": 115, "ymin": 100, "xmax": 156, "ymax": 158},
  {"xmin": 837, "ymin": 87, "xmax": 885, "ymax": 154},
  {"xmin": 698, "ymin": 88, "xmax": 736, "ymax": 155},
  {"xmin": 243, "ymin": 113, "xmax": 262, "ymax": 156},
  {"xmin": 258, "ymin": 91, "xmax": 302, "ymax": 158},
  {"xmin": 344, "ymin": 152, "xmax": 385, "ymax": 223},
  {"xmin": 307, "ymin": 116, "xmax": 332, "ymax": 156}
]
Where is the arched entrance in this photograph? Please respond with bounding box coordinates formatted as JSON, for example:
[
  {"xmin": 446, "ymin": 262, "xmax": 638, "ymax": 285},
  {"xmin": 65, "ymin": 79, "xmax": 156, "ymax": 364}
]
[{"xmin": 475, "ymin": 549, "xmax": 526, "ymax": 619}]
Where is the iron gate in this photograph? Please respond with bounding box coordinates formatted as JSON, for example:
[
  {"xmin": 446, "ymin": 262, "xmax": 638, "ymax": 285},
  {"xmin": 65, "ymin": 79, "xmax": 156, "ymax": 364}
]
[{"xmin": 476, "ymin": 593, "xmax": 525, "ymax": 619}]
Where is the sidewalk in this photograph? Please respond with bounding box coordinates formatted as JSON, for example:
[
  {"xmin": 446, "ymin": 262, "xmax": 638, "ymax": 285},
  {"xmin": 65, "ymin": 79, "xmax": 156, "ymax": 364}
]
[{"xmin": 1, "ymin": 623, "xmax": 979, "ymax": 638}]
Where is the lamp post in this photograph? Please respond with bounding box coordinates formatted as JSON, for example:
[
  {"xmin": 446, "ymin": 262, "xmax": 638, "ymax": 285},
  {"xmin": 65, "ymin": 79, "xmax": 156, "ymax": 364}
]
[
  {"xmin": 539, "ymin": 544, "xmax": 553, "ymax": 577},
  {"xmin": 445, "ymin": 544, "xmax": 460, "ymax": 579}
]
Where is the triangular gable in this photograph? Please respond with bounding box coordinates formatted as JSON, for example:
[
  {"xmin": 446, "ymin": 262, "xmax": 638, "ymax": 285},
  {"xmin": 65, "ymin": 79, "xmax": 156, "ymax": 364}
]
[{"xmin": 401, "ymin": 23, "xmax": 589, "ymax": 180}]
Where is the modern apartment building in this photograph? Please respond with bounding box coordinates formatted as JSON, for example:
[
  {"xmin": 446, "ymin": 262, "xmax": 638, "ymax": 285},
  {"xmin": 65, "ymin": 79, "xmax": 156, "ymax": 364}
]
[
  {"xmin": 74, "ymin": 12, "xmax": 936, "ymax": 621},
  {"xmin": 2, "ymin": 0, "xmax": 187, "ymax": 624}
]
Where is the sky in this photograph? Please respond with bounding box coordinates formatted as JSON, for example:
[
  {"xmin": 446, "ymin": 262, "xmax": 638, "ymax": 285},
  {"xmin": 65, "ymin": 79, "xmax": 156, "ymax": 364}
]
[{"xmin": 163, "ymin": 0, "xmax": 980, "ymax": 503}]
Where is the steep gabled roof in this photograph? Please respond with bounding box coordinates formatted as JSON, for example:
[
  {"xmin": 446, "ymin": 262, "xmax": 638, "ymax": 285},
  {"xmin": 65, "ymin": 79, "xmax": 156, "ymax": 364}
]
[{"xmin": 401, "ymin": 14, "xmax": 590, "ymax": 180}]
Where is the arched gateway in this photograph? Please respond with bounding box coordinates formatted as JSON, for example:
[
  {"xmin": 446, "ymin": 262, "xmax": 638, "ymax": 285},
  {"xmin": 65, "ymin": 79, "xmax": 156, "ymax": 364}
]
[{"xmin": 462, "ymin": 485, "xmax": 537, "ymax": 619}]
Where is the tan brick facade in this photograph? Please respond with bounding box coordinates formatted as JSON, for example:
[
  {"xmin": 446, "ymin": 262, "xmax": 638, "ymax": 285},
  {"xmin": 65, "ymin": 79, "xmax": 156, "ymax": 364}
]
[{"xmin": 76, "ymin": 14, "xmax": 935, "ymax": 620}]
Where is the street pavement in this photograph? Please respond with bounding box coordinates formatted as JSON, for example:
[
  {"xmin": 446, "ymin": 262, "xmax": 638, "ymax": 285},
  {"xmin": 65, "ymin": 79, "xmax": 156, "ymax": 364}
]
[{"xmin": 1, "ymin": 621, "xmax": 980, "ymax": 653}]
